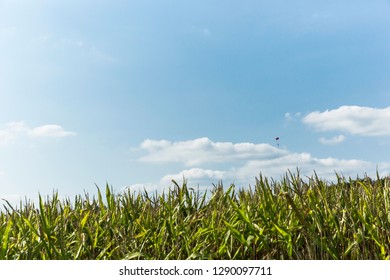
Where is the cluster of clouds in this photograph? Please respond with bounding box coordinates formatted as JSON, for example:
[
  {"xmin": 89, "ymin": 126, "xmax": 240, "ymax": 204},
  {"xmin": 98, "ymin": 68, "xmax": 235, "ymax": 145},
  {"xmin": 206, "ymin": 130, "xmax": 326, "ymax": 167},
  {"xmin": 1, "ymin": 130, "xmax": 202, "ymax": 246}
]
[
  {"xmin": 0, "ymin": 121, "xmax": 76, "ymax": 147},
  {"xmin": 3, "ymin": 105, "xmax": 390, "ymax": 192},
  {"xmin": 135, "ymin": 137, "xmax": 388, "ymax": 190},
  {"xmin": 131, "ymin": 105, "xmax": 390, "ymax": 190}
]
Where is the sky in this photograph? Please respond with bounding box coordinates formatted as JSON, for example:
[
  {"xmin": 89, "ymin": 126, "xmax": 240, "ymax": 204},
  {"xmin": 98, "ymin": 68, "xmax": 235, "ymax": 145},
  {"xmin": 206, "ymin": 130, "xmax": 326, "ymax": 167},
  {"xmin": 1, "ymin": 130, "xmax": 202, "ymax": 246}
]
[{"xmin": 1, "ymin": 0, "xmax": 390, "ymax": 206}]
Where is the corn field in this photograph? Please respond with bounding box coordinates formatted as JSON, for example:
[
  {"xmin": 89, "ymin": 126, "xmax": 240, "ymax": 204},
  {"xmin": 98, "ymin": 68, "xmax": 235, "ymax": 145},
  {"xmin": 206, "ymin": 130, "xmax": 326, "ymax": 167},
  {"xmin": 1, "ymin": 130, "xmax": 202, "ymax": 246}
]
[{"xmin": 1, "ymin": 171, "xmax": 390, "ymax": 260}]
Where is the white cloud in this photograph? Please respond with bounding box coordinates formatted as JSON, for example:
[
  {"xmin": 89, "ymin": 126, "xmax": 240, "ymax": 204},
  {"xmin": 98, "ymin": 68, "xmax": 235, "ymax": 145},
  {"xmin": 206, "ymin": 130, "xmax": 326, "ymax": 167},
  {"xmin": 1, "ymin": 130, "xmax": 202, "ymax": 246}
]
[
  {"xmin": 234, "ymin": 154, "xmax": 375, "ymax": 182},
  {"xmin": 134, "ymin": 137, "xmax": 390, "ymax": 190},
  {"xmin": 28, "ymin": 125, "xmax": 76, "ymax": 138},
  {"xmin": 303, "ymin": 105, "xmax": 390, "ymax": 136},
  {"xmin": 0, "ymin": 121, "xmax": 76, "ymax": 146},
  {"xmin": 319, "ymin": 134, "xmax": 346, "ymax": 145},
  {"xmin": 139, "ymin": 154, "xmax": 388, "ymax": 190},
  {"xmin": 160, "ymin": 168, "xmax": 226, "ymax": 186},
  {"xmin": 139, "ymin": 137, "xmax": 286, "ymax": 166}
]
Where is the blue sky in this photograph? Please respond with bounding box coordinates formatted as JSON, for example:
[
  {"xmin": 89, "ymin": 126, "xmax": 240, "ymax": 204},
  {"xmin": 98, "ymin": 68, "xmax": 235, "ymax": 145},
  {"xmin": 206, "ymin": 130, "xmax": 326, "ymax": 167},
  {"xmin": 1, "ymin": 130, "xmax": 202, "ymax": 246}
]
[{"xmin": 1, "ymin": 0, "xmax": 390, "ymax": 205}]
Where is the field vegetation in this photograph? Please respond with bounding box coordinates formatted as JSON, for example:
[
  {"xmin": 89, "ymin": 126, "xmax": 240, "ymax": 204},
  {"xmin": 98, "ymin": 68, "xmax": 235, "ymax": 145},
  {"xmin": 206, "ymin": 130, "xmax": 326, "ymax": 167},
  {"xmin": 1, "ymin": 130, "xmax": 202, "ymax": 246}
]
[{"xmin": 1, "ymin": 171, "xmax": 389, "ymax": 260}]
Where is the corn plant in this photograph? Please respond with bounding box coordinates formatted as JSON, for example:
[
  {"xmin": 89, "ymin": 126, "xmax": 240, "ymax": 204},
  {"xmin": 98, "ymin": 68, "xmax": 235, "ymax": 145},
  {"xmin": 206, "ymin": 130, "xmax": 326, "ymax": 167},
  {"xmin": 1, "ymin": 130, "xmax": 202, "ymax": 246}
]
[{"xmin": 1, "ymin": 171, "xmax": 389, "ymax": 259}]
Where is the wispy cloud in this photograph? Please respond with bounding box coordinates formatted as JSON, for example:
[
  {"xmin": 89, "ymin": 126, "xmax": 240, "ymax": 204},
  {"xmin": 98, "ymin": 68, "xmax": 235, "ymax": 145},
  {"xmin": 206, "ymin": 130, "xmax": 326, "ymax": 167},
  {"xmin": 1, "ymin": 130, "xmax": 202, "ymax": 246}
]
[
  {"xmin": 28, "ymin": 124, "xmax": 77, "ymax": 138},
  {"xmin": 0, "ymin": 121, "xmax": 76, "ymax": 146},
  {"xmin": 319, "ymin": 135, "xmax": 346, "ymax": 145},
  {"xmin": 303, "ymin": 105, "xmax": 390, "ymax": 136},
  {"xmin": 284, "ymin": 112, "xmax": 301, "ymax": 122}
]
